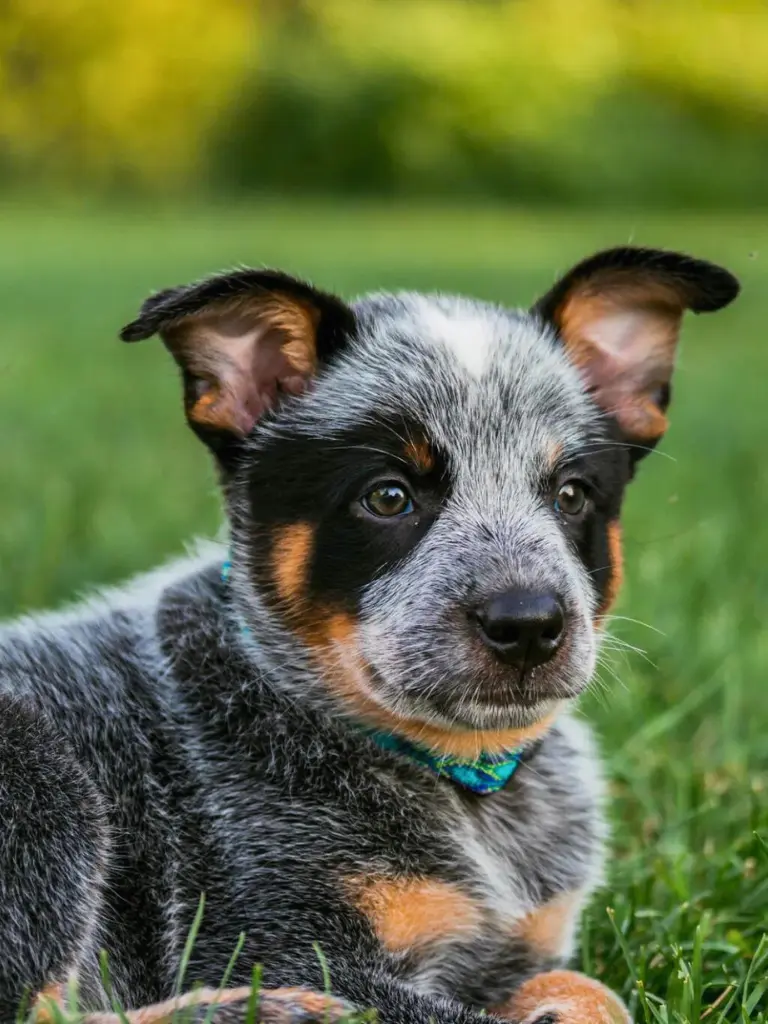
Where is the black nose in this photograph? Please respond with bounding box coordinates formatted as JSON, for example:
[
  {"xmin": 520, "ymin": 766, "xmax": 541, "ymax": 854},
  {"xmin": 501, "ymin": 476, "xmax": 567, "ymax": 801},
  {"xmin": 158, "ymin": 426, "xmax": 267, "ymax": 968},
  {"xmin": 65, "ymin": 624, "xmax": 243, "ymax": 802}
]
[{"xmin": 473, "ymin": 588, "xmax": 565, "ymax": 668}]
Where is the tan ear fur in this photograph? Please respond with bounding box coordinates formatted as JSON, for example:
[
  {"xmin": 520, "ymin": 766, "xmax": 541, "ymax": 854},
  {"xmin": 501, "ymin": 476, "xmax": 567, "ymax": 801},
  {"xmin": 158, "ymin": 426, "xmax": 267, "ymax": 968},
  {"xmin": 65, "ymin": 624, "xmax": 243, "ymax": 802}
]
[
  {"xmin": 555, "ymin": 274, "xmax": 685, "ymax": 443},
  {"xmin": 163, "ymin": 293, "xmax": 320, "ymax": 437},
  {"xmin": 121, "ymin": 267, "xmax": 355, "ymax": 451},
  {"xmin": 535, "ymin": 247, "xmax": 740, "ymax": 447}
]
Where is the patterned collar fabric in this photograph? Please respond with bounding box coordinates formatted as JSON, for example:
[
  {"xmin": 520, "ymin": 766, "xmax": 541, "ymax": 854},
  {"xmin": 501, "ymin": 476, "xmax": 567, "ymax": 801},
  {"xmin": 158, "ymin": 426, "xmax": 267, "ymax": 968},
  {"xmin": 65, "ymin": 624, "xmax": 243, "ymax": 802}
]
[
  {"xmin": 222, "ymin": 560, "xmax": 522, "ymax": 795},
  {"xmin": 364, "ymin": 728, "xmax": 523, "ymax": 795}
]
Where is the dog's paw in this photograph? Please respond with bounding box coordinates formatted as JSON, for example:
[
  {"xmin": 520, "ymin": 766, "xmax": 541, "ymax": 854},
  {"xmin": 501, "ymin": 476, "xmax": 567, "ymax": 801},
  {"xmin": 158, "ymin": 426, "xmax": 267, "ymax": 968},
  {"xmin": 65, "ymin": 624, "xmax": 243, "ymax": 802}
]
[
  {"xmin": 496, "ymin": 970, "xmax": 631, "ymax": 1024},
  {"xmin": 54, "ymin": 985, "xmax": 355, "ymax": 1024},
  {"xmin": 257, "ymin": 987, "xmax": 356, "ymax": 1024}
]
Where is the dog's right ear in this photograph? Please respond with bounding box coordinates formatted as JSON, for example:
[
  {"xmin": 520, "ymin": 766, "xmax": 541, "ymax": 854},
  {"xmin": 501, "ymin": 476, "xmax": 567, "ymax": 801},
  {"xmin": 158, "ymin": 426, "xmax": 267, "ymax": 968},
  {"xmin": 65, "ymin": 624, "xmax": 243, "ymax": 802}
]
[{"xmin": 121, "ymin": 268, "xmax": 355, "ymax": 455}]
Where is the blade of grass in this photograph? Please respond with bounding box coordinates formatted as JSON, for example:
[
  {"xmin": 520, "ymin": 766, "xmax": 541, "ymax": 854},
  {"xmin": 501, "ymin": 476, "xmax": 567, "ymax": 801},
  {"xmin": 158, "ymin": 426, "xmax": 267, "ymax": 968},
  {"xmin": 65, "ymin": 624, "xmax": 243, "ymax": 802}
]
[
  {"xmin": 244, "ymin": 964, "xmax": 263, "ymax": 1024},
  {"xmin": 99, "ymin": 950, "xmax": 130, "ymax": 1024},
  {"xmin": 173, "ymin": 893, "xmax": 206, "ymax": 999},
  {"xmin": 313, "ymin": 943, "xmax": 332, "ymax": 1024},
  {"xmin": 200, "ymin": 931, "xmax": 246, "ymax": 1024}
]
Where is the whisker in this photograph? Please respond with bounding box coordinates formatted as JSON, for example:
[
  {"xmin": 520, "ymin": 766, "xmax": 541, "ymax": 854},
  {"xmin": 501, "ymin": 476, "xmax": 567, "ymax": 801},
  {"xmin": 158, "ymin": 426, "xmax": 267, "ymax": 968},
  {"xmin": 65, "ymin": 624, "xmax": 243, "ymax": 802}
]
[
  {"xmin": 326, "ymin": 444, "xmax": 410, "ymax": 466},
  {"xmin": 599, "ymin": 613, "xmax": 666, "ymax": 637},
  {"xmin": 571, "ymin": 438, "xmax": 677, "ymax": 462}
]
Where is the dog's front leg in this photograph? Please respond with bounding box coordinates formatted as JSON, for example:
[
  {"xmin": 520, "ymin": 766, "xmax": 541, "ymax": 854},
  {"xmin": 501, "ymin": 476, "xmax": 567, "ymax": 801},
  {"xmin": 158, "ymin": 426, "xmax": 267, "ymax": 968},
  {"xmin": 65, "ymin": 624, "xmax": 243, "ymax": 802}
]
[
  {"xmin": 34, "ymin": 972, "xmax": 631, "ymax": 1024},
  {"xmin": 38, "ymin": 982, "xmax": 489, "ymax": 1024},
  {"xmin": 0, "ymin": 695, "xmax": 110, "ymax": 1020},
  {"xmin": 40, "ymin": 985, "xmax": 354, "ymax": 1023},
  {"xmin": 36, "ymin": 970, "xmax": 540, "ymax": 1024}
]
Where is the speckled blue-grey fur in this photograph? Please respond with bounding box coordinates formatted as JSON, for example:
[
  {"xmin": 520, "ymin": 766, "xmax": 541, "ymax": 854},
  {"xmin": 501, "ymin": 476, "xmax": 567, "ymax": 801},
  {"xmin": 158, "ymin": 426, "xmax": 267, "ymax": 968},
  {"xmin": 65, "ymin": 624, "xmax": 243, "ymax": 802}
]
[{"xmin": 0, "ymin": 557, "xmax": 603, "ymax": 1019}]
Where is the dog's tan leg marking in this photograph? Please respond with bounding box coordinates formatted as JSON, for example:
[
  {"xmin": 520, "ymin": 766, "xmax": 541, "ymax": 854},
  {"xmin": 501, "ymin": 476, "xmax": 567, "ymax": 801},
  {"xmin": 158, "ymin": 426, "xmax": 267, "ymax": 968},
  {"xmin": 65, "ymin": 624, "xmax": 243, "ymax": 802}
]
[
  {"xmin": 512, "ymin": 889, "xmax": 585, "ymax": 959},
  {"xmin": 265, "ymin": 988, "xmax": 352, "ymax": 1019},
  {"xmin": 346, "ymin": 874, "xmax": 483, "ymax": 952},
  {"xmin": 495, "ymin": 969, "xmax": 631, "ymax": 1024},
  {"xmin": 596, "ymin": 520, "xmax": 624, "ymax": 619},
  {"xmin": 83, "ymin": 986, "xmax": 351, "ymax": 1024}
]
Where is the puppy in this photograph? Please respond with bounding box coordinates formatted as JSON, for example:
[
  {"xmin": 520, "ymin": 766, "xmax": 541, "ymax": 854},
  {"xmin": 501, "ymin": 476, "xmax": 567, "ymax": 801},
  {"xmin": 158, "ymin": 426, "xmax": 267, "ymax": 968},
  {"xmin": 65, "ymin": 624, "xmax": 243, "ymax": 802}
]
[{"xmin": 1, "ymin": 247, "xmax": 738, "ymax": 1024}]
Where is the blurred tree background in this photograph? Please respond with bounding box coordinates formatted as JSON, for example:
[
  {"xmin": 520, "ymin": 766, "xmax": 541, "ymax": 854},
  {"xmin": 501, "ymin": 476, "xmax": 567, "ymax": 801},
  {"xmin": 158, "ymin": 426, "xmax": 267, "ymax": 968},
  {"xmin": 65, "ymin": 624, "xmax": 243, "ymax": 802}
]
[{"xmin": 2, "ymin": 0, "xmax": 768, "ymax": 207}]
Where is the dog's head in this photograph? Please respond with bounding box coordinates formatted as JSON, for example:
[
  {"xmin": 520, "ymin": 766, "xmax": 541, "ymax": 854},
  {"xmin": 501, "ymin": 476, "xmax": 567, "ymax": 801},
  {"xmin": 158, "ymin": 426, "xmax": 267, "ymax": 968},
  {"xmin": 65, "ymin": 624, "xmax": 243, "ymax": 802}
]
[{"xmin": 122, "ymin": 248, "xmax": 738, "ymax": 755}]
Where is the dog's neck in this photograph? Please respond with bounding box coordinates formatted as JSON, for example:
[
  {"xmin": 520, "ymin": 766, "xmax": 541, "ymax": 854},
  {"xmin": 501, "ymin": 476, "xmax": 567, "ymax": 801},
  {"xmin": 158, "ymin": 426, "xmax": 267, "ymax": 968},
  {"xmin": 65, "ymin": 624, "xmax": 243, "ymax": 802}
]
[{"xmin": 362, "ymin": 727, "xmax": 527, "ymax": 795}]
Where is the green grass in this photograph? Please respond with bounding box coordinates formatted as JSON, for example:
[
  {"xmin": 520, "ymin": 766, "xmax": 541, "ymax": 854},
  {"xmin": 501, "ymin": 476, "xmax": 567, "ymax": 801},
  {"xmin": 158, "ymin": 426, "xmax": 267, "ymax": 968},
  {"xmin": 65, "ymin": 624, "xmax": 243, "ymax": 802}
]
[{"xmin": 4, "ymin": 201, "xmax": 767, "ymax": 1023}]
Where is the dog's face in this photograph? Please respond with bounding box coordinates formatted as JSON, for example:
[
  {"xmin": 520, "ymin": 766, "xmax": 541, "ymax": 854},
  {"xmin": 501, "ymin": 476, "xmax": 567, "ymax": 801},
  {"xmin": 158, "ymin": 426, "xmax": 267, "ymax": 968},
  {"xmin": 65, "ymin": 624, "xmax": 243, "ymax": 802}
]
[{"xmin": 123, "ymin": 249, "xmax": 738, "ymax": 752}]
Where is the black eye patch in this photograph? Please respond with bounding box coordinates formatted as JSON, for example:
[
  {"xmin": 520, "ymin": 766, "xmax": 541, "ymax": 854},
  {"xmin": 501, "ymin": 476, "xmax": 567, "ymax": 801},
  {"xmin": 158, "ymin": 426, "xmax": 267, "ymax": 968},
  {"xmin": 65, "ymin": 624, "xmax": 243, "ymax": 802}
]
[
  {"xmin": 245, "ymin": 417, "xmax": 450, "ymax": 611},
  {"xmin": 548, "ymin": 439, "xmax": 632, "ymax": 611}
]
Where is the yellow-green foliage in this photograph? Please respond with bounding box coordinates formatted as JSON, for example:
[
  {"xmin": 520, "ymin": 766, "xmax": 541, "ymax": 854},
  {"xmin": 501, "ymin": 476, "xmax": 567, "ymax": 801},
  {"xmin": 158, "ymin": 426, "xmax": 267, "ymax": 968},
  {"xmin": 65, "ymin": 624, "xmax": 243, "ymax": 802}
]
[
  {"xmin": 0, "ymin": 0, "xmax": 255, "ymax": 186},
  {"xmin": 1, "ymin": 0, "xmax": 767, "ymax": 198},
  {"xmin": 276, "ymin": 0, "xmax": 767, "ymax": 179},
  {"xmin": 311, "ymin": 0, "xmax": 768, "ymax": 119}
]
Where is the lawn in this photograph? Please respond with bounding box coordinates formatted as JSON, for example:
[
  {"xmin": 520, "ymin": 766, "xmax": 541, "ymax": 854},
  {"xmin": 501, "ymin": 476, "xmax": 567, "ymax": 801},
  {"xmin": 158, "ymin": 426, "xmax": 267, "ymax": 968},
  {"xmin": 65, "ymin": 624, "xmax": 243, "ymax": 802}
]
[{"xmin": 1, "ymin": 201, "xmax": 766, "ymax": 1023}]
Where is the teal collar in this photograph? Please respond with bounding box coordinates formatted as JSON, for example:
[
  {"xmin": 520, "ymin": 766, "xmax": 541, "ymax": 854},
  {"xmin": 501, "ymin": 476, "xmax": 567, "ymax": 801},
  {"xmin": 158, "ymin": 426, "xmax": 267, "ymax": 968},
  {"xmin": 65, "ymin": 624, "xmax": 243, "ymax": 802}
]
[
  {"xmin": 364, "ymin": 729, "xmax": 523, "ymax": 795},
  {"xmin": 222, "ymin": 559, "xmax": 522, "ymax": 795}
]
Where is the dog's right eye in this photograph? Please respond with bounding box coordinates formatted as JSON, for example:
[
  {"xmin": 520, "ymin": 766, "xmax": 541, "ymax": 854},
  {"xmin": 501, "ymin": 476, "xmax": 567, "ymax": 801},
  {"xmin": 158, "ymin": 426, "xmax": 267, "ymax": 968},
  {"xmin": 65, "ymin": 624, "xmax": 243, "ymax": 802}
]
[{"xmin": 361, "ymin": 483, "xmax": 415, "ymax": 518}]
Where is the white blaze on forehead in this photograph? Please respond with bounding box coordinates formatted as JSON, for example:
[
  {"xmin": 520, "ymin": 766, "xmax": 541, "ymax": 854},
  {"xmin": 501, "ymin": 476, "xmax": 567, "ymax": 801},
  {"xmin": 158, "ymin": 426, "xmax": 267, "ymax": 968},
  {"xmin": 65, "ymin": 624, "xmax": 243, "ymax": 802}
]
[{"xmin": 415, "ymin": 299, "xmax": 493, "ymax": 379}]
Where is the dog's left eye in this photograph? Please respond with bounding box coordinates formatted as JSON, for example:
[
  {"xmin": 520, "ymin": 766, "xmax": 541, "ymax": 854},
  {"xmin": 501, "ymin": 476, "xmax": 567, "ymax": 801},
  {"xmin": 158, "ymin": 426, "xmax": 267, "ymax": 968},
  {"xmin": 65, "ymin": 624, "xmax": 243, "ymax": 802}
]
[
  {"xmin": 361, "ymin": 483, "xmax": 414, "ymax": 518},
  {"xmin": 554, "ymin": 480, "xmax": 588, "ymax": 516}
]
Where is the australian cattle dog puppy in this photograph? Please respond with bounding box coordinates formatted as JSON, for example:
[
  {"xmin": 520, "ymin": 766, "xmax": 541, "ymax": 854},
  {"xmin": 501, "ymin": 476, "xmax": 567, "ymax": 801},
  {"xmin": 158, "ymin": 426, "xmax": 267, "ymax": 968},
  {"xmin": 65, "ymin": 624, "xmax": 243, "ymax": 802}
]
[{"xmin": 0, "ymin": 247, "xmax": 739, "ymax": 1023}]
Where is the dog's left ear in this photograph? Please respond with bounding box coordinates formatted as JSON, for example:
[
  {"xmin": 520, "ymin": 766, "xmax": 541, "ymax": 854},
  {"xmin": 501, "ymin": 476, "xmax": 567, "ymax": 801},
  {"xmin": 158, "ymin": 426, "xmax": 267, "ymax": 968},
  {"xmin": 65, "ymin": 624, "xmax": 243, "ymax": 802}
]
[
  {"xmin": 121, "ymin": 268, "xmax": 355, "ymax": 455},
  {"xmin": 533, "ymin": 247, "xmax": 740, "ymax": 447}
]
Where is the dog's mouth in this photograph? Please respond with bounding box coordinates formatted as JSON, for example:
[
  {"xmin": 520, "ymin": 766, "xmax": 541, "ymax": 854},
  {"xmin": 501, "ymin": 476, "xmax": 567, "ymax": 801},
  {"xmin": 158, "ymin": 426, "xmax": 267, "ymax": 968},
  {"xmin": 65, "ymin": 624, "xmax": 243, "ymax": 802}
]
[
  {"xmin": 315, "ymin": 610, "xmax": 592, "ymax": 755},
  {"xmin": 367, "ymin": 623, "xmax": 588, "ymax": 707},
  {"xmin": 422, "ymin": 694, "xmax": 565, "ymax": 733},
  {"xmin": 341, "ymin": 656, "xmax": 568, "ymax": 751}
]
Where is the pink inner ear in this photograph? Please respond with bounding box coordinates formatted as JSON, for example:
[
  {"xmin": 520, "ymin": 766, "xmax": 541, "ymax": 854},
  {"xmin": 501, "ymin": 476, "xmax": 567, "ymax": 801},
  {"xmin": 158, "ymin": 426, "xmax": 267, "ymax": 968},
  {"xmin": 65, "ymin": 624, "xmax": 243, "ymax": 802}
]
[
  {"xmin": 248, "ymin": 329, "xmax": 311, "ymax": 428},
  {"xmin": 204, "ymin": 329, "xmax": 313, "ymax": 437},
  {"xmin": 558, "ymin": 289, "xmax": 684, "ymax": 442}
]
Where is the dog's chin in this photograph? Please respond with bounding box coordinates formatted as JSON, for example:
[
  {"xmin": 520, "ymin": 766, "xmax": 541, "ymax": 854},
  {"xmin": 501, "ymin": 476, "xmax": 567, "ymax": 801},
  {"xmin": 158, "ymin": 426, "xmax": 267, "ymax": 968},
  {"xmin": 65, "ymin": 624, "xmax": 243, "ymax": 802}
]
[
  {"xmin": 425, "ymin": 697, "xmax": 563, "ymax": 732},
  {"xmin": 374, "ymin": 686, "xmax": 565, "ymax": 734},
  {"xmin": 399, "ymin": 666, "xmax": 588, "ymax": 732},
  {"xmin": 362, "ymin": 658, "xmax": 585, "ymax": 736}
]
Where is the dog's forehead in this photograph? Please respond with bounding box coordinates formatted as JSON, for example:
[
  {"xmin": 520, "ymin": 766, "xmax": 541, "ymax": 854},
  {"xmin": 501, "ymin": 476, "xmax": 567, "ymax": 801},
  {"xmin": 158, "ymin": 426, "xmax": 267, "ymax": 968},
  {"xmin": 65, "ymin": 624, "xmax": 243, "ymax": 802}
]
[
  {"xmin": 359, "ymin": 292, "xmax": 509, "ymax": 380},
  {"xmin": 285, "ymin": 292, "xmax": 598, "ymax": 460}
]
